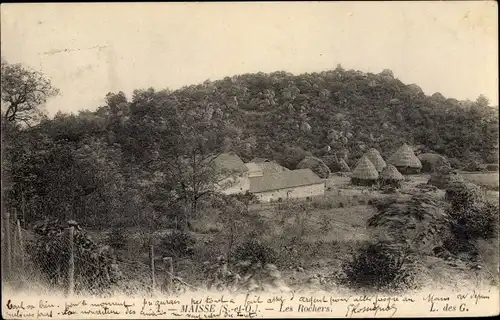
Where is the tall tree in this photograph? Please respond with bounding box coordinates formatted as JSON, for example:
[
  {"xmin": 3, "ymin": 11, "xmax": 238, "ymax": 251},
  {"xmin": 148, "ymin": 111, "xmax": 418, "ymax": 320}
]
[{"xmin": 1, "ymin": 58, "xmax": 59, "ymax": 124}]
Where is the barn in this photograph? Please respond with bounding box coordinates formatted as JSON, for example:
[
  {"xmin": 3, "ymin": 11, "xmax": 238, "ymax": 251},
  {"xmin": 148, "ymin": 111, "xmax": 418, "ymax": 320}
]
[
  {"xmin": 213, "ymin": 152, "xmax": 250, "ymax": 195},
  {"xmin": 249, "ymin": 168, "xmax": 325, "ymax": 203}
]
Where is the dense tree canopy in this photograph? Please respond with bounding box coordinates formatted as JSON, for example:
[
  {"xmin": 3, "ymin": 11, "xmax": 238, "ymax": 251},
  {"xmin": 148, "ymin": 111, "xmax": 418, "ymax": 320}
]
[{"xmin": 2, "ymin": 63, "xmax": 498, "ymax": 230}]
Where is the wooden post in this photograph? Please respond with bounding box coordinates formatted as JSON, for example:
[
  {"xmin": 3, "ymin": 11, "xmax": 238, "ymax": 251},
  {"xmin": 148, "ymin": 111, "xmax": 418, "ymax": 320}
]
[
  {"xmin": 21, "ymin": 191, "xmax": 26, "ymax": 228},
  {"xmin": 149, "ymin": 244, "xmax": 156, "ymax": 293},
  {"xmin": 3, "ymin": 212, "xmax": 12, "ymax": 279},
  {"xmin": 16, "ymin": 220, "xmax": 24, "ymax": 269},
  {"xmin": 163, "ymin": 257, "xmax": 173, "ymax": 293},
  {"xmin": 66, "ymin": 226, "xmax": 75, "ymax": 297},
  {"xmin": 12, "ymin": 210, "xmax": 18, "ymax": 266}
]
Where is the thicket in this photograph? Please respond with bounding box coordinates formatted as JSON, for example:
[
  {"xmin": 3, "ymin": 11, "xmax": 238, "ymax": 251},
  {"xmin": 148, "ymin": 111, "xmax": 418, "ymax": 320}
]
[
  {"xmin": 444, "ymin": 181, "xmax": 499, "ymax": 257},
  {"xmin": 338, "ymin": 241, "xmax": 418, "ymax": 292}
]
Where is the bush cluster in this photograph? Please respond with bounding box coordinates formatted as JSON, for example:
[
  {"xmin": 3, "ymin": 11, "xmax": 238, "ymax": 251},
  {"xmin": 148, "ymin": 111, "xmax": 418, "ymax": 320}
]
[
  {"xmin": 338, "ymin": 241, "xmax": 417, "ymax": 292},
  {"xmin": 29, "ymin": 219, "xmax": 120, "ymax": 294},
  {"xmin": 444, "ymin": 180, "xmax": 499, "ymax": 256},
  {"xmin": 158, "ymin": 230, "xmax": 196, "ymax": 258},
  {"xmin": 232, "ymin": 239, "xmax": 277, "ymax": 265}
]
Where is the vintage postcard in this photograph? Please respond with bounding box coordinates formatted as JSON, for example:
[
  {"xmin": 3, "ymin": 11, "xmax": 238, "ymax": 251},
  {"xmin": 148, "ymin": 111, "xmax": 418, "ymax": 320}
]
[{"xmin": 1, "ymin": 1, "xmax": 499, "ymax": 319}]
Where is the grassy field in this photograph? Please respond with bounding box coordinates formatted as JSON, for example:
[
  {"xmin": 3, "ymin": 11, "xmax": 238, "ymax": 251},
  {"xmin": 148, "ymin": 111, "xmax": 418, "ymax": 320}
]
[
  {"xmin": 83, "ymin": 172, "xmax": 498, "ymax": 293},
  {"xmin": 462, "ymin": 171, "xmax": 500, "ymax": 190}
]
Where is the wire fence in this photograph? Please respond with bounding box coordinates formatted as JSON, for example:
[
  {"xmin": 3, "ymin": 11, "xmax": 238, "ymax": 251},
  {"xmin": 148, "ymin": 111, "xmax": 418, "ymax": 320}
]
[
  {"xmin": 1, "ymin": 212, "xmax": 201, "ymax": 297},
  {"xmin": 2, "ymin": 211, "xmax": 298, "ymax": 297}
]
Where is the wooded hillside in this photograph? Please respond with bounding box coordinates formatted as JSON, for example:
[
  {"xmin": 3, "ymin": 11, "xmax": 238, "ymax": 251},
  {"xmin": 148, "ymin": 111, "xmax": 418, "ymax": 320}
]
[{"xmin": 2, "ymin": 62, "xmax": 498, "ymax": 229}]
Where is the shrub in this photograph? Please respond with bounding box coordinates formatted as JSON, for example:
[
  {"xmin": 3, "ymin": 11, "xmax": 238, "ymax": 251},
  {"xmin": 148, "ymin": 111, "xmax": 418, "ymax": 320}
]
[
  {"xmin": 158, "ymin": 230, "xmax": 196, "ymax": 258},
  {"xmin": 445, "ymin": 180, "xmax": 484, "ymax": 211},
  {"xmin": 232, "ymin": 239, "xmax": 277, "ymax": 265},
  {"xmin": 443, "ymin": 179, "xmax": 499, "ymax": 258},
  {"xmin": 106, "ymin": 226, "xmax": 127, "ymax": 251},
  {"xmin": 485, "ymin": 164, "xmax": 499, "ymax": 172},
  {"xmin": 462, "ymin": 152, "xmax": 485, "ymax": 172},
  {"xmin": 448, "ymin": 157, "xmax": 463, "ymax": 169},
  {"xmin": 428, "ymin": 166, "xmax": 464, "ymax": 189},
  {"xmin": 338, "ymin": 241, "xmax": 417, "ymax": 292},
  {"xmin": 447, "ymin": 201, "xmax": 499, "ymax": 242}
]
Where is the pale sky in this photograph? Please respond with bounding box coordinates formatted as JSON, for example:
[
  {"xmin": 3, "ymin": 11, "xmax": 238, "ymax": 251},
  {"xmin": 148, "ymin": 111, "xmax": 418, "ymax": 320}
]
[{"xmin": 1, "ymin": 2, "xmax": 498, "ymax": 116}]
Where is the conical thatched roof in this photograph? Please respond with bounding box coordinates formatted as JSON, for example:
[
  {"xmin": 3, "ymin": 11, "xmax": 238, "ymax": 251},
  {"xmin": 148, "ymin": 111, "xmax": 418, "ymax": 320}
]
[
  {"xmin": 339, "ymin": 159, "xmax": 351, "ymax": 172},
  {"xmin": 388, "ymin": 143, "xmax": 422, "ymax": 168},
  {"xmin": 351, "ymin": 156, "xmax": 379, "ymax": 180},
  {"xmin": 364, "ymin": 148, "xmax": 387, "ymax": 172},
  {"xmin": 380, "ymin": 164, "xmax": 404, "ymax": 181}
]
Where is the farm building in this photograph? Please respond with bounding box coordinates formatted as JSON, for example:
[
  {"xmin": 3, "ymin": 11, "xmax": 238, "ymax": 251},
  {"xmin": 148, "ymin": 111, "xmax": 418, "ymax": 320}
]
[
  {"xmin": 245, "ymin": 162, "xmax": 264, "ymax": 178},
  {"xmin": 351, "ymin": 155, "xmax": 379, "ymax": 186},
  {"xmin": 244, "ymin": 161, "xmax": 289, "ymax": 178},
  {"xmin": 364, "ymin": 148, "xmax": 387, "ymax": 173},
  {"xmin": 388, "ymin": 143, "xmax": 422, "ymax": 174},
  {"xmin": 257, "ymin": 161, "xmax": 289, "ymax": 175},
  {"xmin": 249, "ymin": 169, "xmax": 325, "ymax": 203},
  {"xmin": 213, "ymin": 152, "xmax": 250, "ymax": 195}
]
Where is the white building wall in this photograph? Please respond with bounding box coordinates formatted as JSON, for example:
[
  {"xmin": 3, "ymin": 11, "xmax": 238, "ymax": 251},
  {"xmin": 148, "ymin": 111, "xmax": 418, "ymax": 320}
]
[
  {"xmin": 216, "ymin": 175, "xmax": 250, "ymax": 195},
  {"xmin": 254, "ymin": 182, "xmax": 325, "ymax": 203}
]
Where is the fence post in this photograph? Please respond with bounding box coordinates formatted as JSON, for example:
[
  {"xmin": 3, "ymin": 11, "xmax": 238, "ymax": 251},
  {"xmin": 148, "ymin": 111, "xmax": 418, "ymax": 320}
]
[
  {"xmin": 149, "ymin": 244, "xmax": 156, "ymax": 293},
  {"xmin": 16, "ymin": 219, "xmax": 25, "ymax": 269},
  {"xmin": 163, "ymin": 257, "xmax": 173, "ymax": 293},
  {"xmin": 66, "ymin": 226, "xmax": 75, "ymax": 297},
  {"xmin": 3, "ymin": 212, "xmax": 12, "ymax": 279},
  {"xmin": 12, "ymin": 210, "xmax": 18, "ymax": 266}
]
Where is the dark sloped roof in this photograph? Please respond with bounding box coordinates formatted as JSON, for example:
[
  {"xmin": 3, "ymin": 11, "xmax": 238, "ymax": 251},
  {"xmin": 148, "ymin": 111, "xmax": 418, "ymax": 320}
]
[
  {"xmin": 213, "ymin": 152, "xmax": 248, "ymax": 173},
  {"xmin": 251, "ymin": 157, "xmax": 271, "ymax": 163},
  {"xmin": 249, "ymin": 169, "xmax": 323, "ymax": 193},
  {"xmin": 258, "ymin": 161, "xmax": 289, "ymax": 174}
]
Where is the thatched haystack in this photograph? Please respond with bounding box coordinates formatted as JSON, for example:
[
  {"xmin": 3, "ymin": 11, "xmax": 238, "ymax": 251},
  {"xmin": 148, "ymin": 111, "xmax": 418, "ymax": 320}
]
[
  {"xmin": 418, "ymin": 153, "xmax": 451, "ymax": 173},
  {"xmin": 388, "ymin": 143, "xmax": 422, "ymax": 174},
  {"xmin": 428, "ymin": 166, "xmax": 464, "ymax": 189},
  {"xmin": 364, "ymin": 148, "xmax": 387, "ymax": 173},
  {"xmin": 351, "ymin": 155, "xmax": 379, "ymax": 186},
  {"xmin": 297, "ymin": 156, "xmax": 331, "ymax": 179},
  {"xmin": 379, "ymin": 164, "xmax": 404, "ymax": 188}
]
